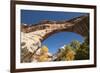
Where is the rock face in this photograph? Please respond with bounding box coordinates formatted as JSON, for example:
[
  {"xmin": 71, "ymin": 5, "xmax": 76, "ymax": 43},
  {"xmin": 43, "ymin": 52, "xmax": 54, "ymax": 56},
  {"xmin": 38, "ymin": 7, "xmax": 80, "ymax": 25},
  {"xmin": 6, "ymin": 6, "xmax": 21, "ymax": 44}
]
[
  {"xmin": 21, "ymin": 15, "xmax": 89, "ymax": 62},
  {"xmin": 21, "ymin": 31, "xmax": 42, "ymax": 62}
]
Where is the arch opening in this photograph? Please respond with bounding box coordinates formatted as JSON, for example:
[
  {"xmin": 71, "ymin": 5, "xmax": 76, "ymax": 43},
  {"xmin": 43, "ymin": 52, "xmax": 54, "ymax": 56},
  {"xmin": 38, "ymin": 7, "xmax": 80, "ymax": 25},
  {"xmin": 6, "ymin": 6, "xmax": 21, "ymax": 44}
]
[{"xmin": 42, "ymin": 31, "xmax": 84, "ymax": 55}]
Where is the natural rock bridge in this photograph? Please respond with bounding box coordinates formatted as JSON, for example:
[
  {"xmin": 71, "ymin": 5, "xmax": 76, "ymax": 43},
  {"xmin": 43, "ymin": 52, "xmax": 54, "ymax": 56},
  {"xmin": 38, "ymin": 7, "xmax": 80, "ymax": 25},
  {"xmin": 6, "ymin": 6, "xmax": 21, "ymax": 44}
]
[{"xmin": 21, "ymin": 15, "xmax": 89, "ymax": 62}]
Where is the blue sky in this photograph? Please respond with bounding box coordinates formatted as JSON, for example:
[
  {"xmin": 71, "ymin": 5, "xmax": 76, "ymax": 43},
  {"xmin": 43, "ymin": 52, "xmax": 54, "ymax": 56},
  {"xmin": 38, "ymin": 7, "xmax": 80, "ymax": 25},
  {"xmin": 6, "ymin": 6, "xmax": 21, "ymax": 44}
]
[
  {"xmin": 42, "ymin": 32, "xmax": 84, "ymax": 54},
  {"xmin": 21, "ymin": 10, "xmax": 87, "ymax": 54},
  {"xmin": 21, "ymin": 10, "xmax": 88, "ymax": 25}
]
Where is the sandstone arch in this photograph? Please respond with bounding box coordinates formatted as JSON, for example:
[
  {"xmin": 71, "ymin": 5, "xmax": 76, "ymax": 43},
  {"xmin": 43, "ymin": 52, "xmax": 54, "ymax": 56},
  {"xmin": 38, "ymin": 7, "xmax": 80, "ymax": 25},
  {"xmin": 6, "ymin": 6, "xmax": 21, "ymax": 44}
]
[
  {"xmin": 21, "ymin": 15, "xmax": 89, "ymax": 62},
  {"xmin": 22, "ymin": 15, "xmax": 89, "ymax": 40}
]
